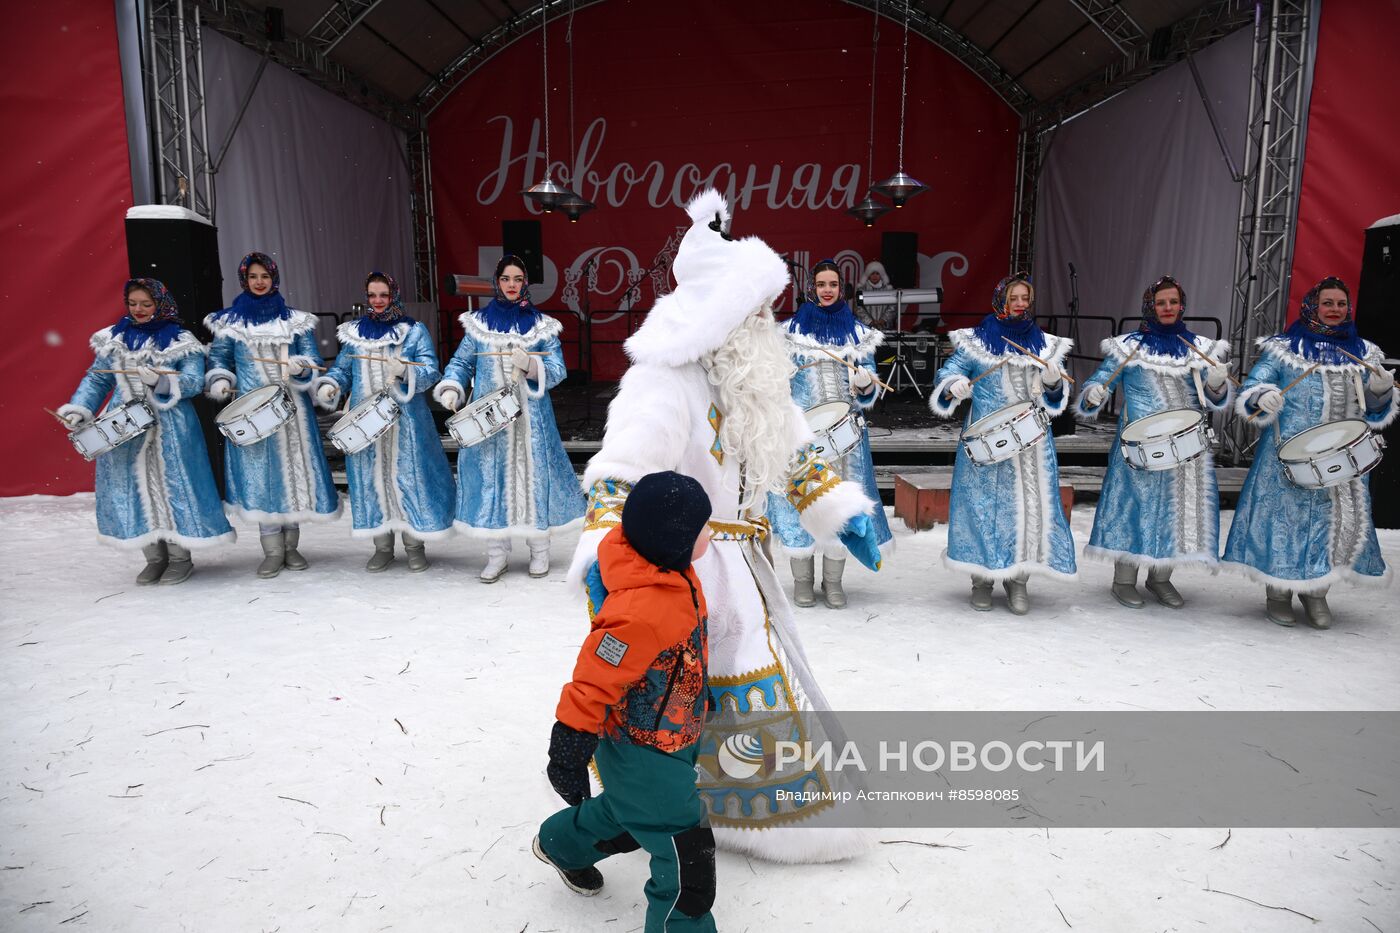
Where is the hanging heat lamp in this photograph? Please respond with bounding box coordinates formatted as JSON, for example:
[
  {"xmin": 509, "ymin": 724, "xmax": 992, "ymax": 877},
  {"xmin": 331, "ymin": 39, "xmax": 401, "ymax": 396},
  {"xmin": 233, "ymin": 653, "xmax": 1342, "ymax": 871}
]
[
  {"xmin": 558, "ymin": 0, "xmax": 594, "ymax": 222},
  {"xmin": 870, "ymin": 0, "xmax": 928, "ymax": 208},
  {"xmin": 847, "ymin": 0, "xmax": 892, "ymax": 225},
  {"xmin": 560, "ymin": 192, "xmax": 595, "ymax": 222},
  {"xmin": 522, "ymin": 0, "xmax": 580, "ymax": 212}
]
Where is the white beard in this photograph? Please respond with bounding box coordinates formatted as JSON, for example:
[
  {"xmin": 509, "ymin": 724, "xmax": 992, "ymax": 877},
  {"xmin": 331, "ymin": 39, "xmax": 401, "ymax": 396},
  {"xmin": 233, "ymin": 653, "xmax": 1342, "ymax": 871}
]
[{"xmin": 703, "ymin": 306, "xmax": 802, "ymax": 512}]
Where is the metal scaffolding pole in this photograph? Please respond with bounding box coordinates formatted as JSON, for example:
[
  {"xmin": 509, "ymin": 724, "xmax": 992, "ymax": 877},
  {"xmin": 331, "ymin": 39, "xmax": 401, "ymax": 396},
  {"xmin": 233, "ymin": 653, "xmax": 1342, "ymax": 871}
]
[
  {"xmin": 146, "ymin": 0, "xmax": 215, "ymax": 218},
  {"xmin": 406, "ymin": 129, "xmax": 437, "ymax": 305}
]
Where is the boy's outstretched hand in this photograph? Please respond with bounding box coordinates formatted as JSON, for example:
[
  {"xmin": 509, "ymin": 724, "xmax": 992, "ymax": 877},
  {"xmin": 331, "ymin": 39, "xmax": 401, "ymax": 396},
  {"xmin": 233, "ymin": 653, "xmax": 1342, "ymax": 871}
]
[{"xmin": 547, "ymin": 721, "xmax": 599, "ymax": 806}]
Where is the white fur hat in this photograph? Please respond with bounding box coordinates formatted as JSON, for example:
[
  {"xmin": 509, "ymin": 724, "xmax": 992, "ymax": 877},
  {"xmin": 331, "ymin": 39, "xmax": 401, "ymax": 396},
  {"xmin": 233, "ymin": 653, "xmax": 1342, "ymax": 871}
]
[{"xmin": 624, "ymin": 188, "xmax": 790, "ymax": 367}]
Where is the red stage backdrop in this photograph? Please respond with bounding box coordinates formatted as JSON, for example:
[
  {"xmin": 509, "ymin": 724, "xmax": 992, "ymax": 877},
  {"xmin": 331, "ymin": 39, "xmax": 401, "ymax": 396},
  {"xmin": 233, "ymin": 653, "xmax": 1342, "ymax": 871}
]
[
  {"xmin": 1287, "ymin": 0, "xmax": 1400, "ymax": 320},
  {"xmin": 428, "ymin": 0, "xmax": 1018, "ymax": 379},
  {"xmin": 1, "ymin": 0, "xmax": 134, "ymax": 495}
]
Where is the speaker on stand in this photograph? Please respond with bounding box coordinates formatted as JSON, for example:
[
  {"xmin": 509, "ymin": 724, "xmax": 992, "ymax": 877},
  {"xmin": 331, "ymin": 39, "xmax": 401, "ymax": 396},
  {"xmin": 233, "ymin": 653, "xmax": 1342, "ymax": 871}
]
[
  {"xmin": 124, "ymin": 205, "xmax": 227, "ymax": 494},
  {"xmin": 1357, "ymin": 216, "xmax": 1399, "ymax": 528}
]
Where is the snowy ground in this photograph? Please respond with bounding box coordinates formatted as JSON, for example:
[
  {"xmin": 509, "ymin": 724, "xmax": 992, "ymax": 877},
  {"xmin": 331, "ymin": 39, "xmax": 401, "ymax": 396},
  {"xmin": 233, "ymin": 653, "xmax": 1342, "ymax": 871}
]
[{"xmin": 2, "ymin": 494, "xmax": 1397, "ymax": 932}]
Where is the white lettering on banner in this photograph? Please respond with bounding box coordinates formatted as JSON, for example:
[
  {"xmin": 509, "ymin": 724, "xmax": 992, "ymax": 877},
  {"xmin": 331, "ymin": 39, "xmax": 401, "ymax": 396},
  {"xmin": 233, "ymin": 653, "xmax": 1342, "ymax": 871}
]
[{"xmin": 477, "ymin": 116, "xmax": 863, "ymax": 213}]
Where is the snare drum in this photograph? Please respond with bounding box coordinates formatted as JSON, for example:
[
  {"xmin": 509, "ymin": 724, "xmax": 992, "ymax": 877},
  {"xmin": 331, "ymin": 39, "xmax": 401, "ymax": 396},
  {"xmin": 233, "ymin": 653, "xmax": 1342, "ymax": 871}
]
[
  {"xmin": 1119, "ymin": 408, "xmax": 1213, "ymax": 471},
  {"xmin": 216, "ymin": 384, "xmax": 296, "ymax": 446},
  {"xmin": 805, "ymin": 401, "xmax": 865, "ymax": 461},
  {"xmin": 329, "ymin": 391, "xmax": 401, "ymax": 454},
  {"xmin": 68, "ymin": 399, "xmax": 156, "ymax": 461},
  {"xmin": 961, "ymin": 401, "xmax": 1050, "ymax": 465},
  {"xmin": 446, "ymin": 384, "xmax": 523, "ymax": 447},
  {"xmin": 1277, "ymin": 419, "xmax": 1385, "ymax": 489}
]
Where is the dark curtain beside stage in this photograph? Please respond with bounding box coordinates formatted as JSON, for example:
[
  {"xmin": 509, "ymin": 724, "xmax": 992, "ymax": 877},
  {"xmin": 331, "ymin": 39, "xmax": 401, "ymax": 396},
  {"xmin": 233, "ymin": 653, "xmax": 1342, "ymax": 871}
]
[{"xmin": 2, "ymin": 0, "xmax": 134, "ymax": 496}]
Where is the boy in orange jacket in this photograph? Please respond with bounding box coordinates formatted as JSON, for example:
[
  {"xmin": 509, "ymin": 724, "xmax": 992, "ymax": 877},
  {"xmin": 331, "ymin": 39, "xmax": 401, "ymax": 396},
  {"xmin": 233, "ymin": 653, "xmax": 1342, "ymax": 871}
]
[{"xmin": 535, "ymin": 470, "xmax": 717, "ymax": 932}]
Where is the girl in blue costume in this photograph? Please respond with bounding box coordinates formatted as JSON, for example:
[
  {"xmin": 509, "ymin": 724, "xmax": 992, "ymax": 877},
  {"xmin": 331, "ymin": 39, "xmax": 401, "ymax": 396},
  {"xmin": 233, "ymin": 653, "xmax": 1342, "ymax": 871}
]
[
  {"xmin": 315, "ymin": 272, "xmax": 455, "ymax": 572},
  {"xmin": 1075, "ymin": 276, "xmax": 1233, "ymax": 609},
  {"xmin": 928, "ymin": 274, "xmax": 1077, "ymax": 614},
  {"xmin": 1224, "ymin": 277, "xmax": 1397, "ymax": 629},
  {"xmin": 434, "ymin": 254, "xmax": 585, "ymax": 582},
  {"xmin": 205, "ymin": 252, "xmax": 340, "ymax": 578},
  {"xmin": 765, "ymin": 259, "xmax": 891, "ymax": 609},
  {"xmin": 58, "ymin": 279, "xmax": 234, "ymax": 584}
]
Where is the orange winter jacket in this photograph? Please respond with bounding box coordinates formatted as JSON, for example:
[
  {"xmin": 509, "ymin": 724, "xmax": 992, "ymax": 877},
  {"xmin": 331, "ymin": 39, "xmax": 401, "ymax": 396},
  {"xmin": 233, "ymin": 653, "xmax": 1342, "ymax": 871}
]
[{"xmin": 556, "ymin": 527, "xmax": 710, "ymax": 752}]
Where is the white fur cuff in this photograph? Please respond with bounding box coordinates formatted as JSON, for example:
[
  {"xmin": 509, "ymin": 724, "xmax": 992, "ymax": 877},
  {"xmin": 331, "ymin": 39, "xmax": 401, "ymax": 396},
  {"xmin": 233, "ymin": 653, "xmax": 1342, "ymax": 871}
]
[
  {"xmin": 311, "ymin": 376, "xmax": 341, "ymax": 409},
  {"xmin": 1235, "ymin": 384, "xmax": 1280, "ymax": 426},
  {"xmin": 928, "ymin": 376, "xmax": 966, "ymax": 418},
  {"xmin": 433, "ymin": 379, "xmax": 466, "ymax": 407},
  {"xmin": 797, "ymin": 479, "xmax": 875, "ymax": 546}
]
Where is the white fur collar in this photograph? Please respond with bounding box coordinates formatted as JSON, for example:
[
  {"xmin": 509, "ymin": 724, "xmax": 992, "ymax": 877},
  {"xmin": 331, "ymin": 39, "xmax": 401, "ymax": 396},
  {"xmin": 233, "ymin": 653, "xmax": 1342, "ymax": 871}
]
[
  {"xmin": 949, "ymin": 328, "xmax": 1072, "ymax": 367},
  {"xmin": 458, "ymin": 310, "xmax": 562, "ymax": 348},
  {"xmin": 89, "ymin": 326, "xmax": 204, "ymax": 363},
  {"xmin": 203, "ymin": 308, "xmax": 316, "ymax": 342},
  {"xmin": 783, "ymin": 324, "xmax": 884, "ymax": 362},
  {"xmin": 1255, "ymin": 335, "xmax": 1384, "ymax": 373},
  {"xmin": 1101, "ymin": 333, "xmax": 1229, "ymax": 374},
  {"xmin": 335, "ymin": 320, "xmax": 413, "ymax": 350}
]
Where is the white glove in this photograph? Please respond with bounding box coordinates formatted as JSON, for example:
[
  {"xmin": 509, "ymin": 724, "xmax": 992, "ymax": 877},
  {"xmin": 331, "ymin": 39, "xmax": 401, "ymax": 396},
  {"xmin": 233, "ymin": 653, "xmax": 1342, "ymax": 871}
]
[
  {"xmin": 62, "ymin": 410, "xmax": 88, "ymax": 428},
  {"xmin": 1367, "ymin": 368, "xmax": 1396, "ymax": 394},
  {"xmin": 945, "ymin": 377, "xmax": 973, "ymax": 400},
  {"xmin": 136, "ymin": 365, "xmax": 161, "ymax": 387},
  {"xmin": 1039, "ymin": 360, "xmax": 1063, "ymax": 387},
  {"xmin": 208, "ymin": 378, "xmax": 233, "ymax": 403},
  {"xmin": 438, "ymin": 387, "xmax": 462, "ymax": 411},
  {"xmin": 850, "ymin": 367, "xmax": 875, "ymax": 392},
  {"xmin": 315, "ymin": 383, "xmax": 338, "ymax": 407},
  {"xmin": 285, "ymin": 357, "xmax": 310, "ymax": 377},
  {"xmin": 1206, "ymin": 363, "xmax": 1230, "ymax": 389},
  {"xmin": 384, "ymin": 357, "xmax": 408, "ymax": 382},
  {"xmin": 1083, "ymin": 383, "xmax": 1108, "ymax": 408},
  {"xmin": 1256, "ymin": 388, "xmax": 1285, "ymax": 414},
  {"xmin": 509, "ymin": 347, "xmax": 531, "ymax": 381}
]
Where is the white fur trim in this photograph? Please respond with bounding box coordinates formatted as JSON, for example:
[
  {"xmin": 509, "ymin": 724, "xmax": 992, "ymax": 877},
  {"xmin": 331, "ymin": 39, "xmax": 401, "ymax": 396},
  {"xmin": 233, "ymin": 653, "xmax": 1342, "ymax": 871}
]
[
  {"xmin": 783, "ymin": 325, "xmax": 885, "ymax": 362},
  {"xmin": 928, "ymin": 375, "xmax": 968, "ymax": 418},
  {"xmin": 311, "ymin": 376, "xmax": 341, "ymax": 409},
  {"xmin": 1365, "ymin": 385, "xmax": 1400, "ymax": 430},
  {"xmin": 149, "ymin": 372, "xmax": 184, "ymax": 412},
  {"xmin": 457, "ymin": 311, "xmax": 562, "ymax": 349},
  {"xmin": 286, "ymin": 356, "xmax": 318, "ymax": 391},
  {"xmin": 57, "ymin": 403, "xmax": 95, "ymax": 424},
  {"xmin": 453, "ymin": 517, "xmax": 583, "ymax": 539},
  {"xmin": 204, "ymin": 367, "xmax": 236, "ymax": 395},
  {"xmin": 1081, "ymin": 544, "xmax": 1219, "ymax": 572},
  {"xmin": 1218, "ymin": 559, "xmax": 1391, "ymax": 596},
  {"xmin": 942, "ymin": 551, "xmax": 1079, "ymax": 583},
  {"xmin": 582, "ymin": 364, "xmax": 698, "ymax": 487},
  {"xmin": 433, "ymin": 379, "xmax": 466, "ymax": 408},
  {"xmin": 349, "ymin": 521, "xmax": 454, "ymax": 542},
  {"xmin": 97, "ymin": 528, "xmax": 237, "ymax": 551},
  {"xmin": 565, "ymin": 525, "xmax": 611, "ymax": 596},
  {"xmin": 1235, "ymin": 383, "xmax": 1280, "ymax": 426},
  {"xmin": 1252, "ymin": 335, "xmax": 1391, "ymax": 373},
  {"xmin": 796, "ymin": 480, "xmax": 876, "ymax": 545},
  {"xmin": 388, "ymin": 364, "xmax": 416, "ymax": 404},
  {"xmin": 89, "ymin": 327, "xmax": 205, "ymax": 365},
  {"xmin": 685, "ymin": 187, "xmax": 729, "ymax": 227},
  {"xmin": 948, "ymin": 329, "xmax": 1073, "ymax": 368},
  {"xmin": 1099, "ymin": 334, "xmax": 1229, "ymax": 374},
  {"xmin": 521, "ymin": 357, "xmax": 547, "ymax": 400},
  {"xmin": 224, "ymin": 501, "xmax": 343, "ymax": 525},
  {"xmin": 779, "ymin": 535, "xmax": 896, "ymax": 560},
  {"xmin": 202, "ymin": 308, "xmax": 317, "ymax": 342},
  {"xmin": 334, "ymin": 320, "xmax": 412, "ymax": 349},
  {"xmin": 712, "ymin": 825, "xmax": 874, "ymax": 865}
]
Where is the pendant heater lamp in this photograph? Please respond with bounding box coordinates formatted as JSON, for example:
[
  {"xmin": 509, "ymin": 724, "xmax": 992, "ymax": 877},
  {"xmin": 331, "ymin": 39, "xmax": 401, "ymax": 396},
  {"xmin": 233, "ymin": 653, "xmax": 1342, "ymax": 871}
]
[
  {"xmin": 521, "ymin": 1, "xmax": 580, "ymax": 213},
  {"xmin": 846, "ymin": 0, "xmax": 893, "ymax": 225},
  {"xmin": 848, "ymin": 195, "xmax": 892, "ymax": 227},
  {"xmin": 871, "ymin": 0, "xmax": 928, "ymax": 208},
  {"xmin": 560, "ymin": 192, "xmax": 595, "ymax": 222}
]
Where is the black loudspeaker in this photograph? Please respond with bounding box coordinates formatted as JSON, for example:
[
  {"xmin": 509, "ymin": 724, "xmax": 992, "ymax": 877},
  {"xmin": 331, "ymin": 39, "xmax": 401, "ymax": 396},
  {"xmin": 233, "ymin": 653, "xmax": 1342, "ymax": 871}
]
[
  {"xmin": 502, "ymin": 220, "xmax": 545, "ymax": 284},
  {"xmin": 125, "ymin": 212, "xmax": 227, "ymax": 492},
  {"xmin": 265, "ymin": 6, "xmax": 286, "ymax": 42},
  {"xmin": 1357, "ymin": 218, "xmax": 1399, "ymax": 528},
  {"xmin": 881, "ymin": 231, "xmax": 918, "ymax": 289}
]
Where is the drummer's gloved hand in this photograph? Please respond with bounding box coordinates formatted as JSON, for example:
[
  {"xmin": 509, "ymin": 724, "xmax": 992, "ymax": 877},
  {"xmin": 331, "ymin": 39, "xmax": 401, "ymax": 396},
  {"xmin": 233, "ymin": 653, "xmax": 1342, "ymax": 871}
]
[
  {"xmin": 207, "ymin": 378, "xmax": 233, "ymax": 403},
  {"xmin": 547, "ymin": 721, "xmax": 598, "ymax": 807},
  {"xmin": 510, "ymin": 347, "xmax": 532, "ymax": 382},
  {"xmin": 1256, "ymin": 388, "xmax": 1285, "ymax": 414},
  {"xmin": 838, "ymin": 513, "xmax": 882, "ymax": 572},
  {"xmin": 1039, "ymin": 360, "xmax": 1063, "ymax": 387},
  {"xmin": 1206, "ymin": 364, "xmax": 1230, "ymax": 389},
  {"xmin": 135, "ymin": 365, "xmax": 162, "ymax": 387},
  {"xmin": 384, "ymin": 357, "xmax": 409, "ymax": 383},
  {"xmin": 61, "ymin": 410, "xmax": 88, "ymax": 428},
  {"xmin": 1367, "ymin": 368, "xmax": 1396, "ymax": 395},
  {"xmin": 850, "ymin": 367, "xmax": 876, "ymax": 394},
  {"xmin": 315, "ymin": 383, "xmax": 338, "ymax": 408},
  {"xmin": 285, "ymin": 357, "xmax": 310, "ymax": 378},
  {"xmin": 438, "ymin": 387, "xmax": 462, "ymax": 411},
  {"xmin": 1082, "ymin": 383, "xmax": 1108, "ymax": 408},
  {"xmin": 945, "ymin": 377, "xmax": 973, "ymax": 400}
]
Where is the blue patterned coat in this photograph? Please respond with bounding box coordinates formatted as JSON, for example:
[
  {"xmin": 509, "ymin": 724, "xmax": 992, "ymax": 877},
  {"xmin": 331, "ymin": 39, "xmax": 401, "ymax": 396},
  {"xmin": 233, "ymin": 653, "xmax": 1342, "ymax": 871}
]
[
  {"xmin": 434, "ymin": 312, "xmax": 585, "ymax": 536},
  {"xmin": 316, "ymin": 321, "xmax": 455, "ymax": 539},
  {"xmin": 1222, "ymin": 336, "xmax": 1396, "ymax": 592},
  {"xmin": 1075, "ymin": 335, "xmax": 1232, "ymax": 568},
  {"xmin": 765, "ymin": 324, "xmax": 893, "ymax": 555},
  {"xmin": 204, "ymin": 310, "xmax": 341, "ymax": 524},
  {"xmin": 60, "ymin": 328, "xmax": 234, "ymax": 549},
  {"xmin": 929, "ymin": 330, "xmax": 1077, "ymax": 580}
]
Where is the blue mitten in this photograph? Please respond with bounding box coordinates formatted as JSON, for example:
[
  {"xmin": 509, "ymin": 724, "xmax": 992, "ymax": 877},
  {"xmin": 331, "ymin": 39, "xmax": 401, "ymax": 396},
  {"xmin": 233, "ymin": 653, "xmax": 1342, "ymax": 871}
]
[
  {"xmin": 584, "ymin": 560, "xmax": 609, "ymax": 619},
  {"xmin": 838, "ymin": 513, "xmax": 882, "ymax": 572}
]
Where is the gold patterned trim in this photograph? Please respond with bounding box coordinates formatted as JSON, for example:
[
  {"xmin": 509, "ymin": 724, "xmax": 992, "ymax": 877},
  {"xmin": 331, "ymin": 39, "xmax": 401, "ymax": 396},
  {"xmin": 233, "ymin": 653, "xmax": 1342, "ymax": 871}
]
[
  {"xmin": 583, "ymin": 478, "xmax": 631, "ymax": 531},
  {"xmin": 784, "ymin": 445, "xmax": 843, "ymax": 514},
  {"xmin": 706, "ymin": 517, "xmax": 771, "ymax": 542},
  {"xmin": 706, "ymin": 661, "xmax": 782, "ymax": 687}
]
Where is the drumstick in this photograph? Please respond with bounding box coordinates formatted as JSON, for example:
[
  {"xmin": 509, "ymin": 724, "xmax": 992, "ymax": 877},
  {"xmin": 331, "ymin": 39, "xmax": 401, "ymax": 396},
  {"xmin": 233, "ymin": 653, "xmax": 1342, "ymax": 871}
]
[
  {"xmin": 819, "ymin": 347, "xmax": 896, "ymax": 394},
  {"xmin": 1246, "ymin": 363, "xmax": 1320, "ymax": 422},
  {"xmin": 252, "ymin": 357, "xmax": 327, "ymax": 371},
  {"xmin": 1333, "ymin": 345, "xmax": 1385, "ymax": 377},
  {"xmin": 1001, "ymin": 337, "xmax": 1077, "ymax": 385},
  {"xmin": 93, "ymin": 368, "xmax": 179, "ymax": 375},
  {"xmin": 348, "ymin": 354, "xmax": 427, "ymax": 366},
  {"xmin": 969, "ymin": 358, "xmax": 1010, "ymax": 385},
  {"xmin": 476, "ymin": 351, "xmax": 550, "ymax": 356},
  {"xmin": 42, "ymin": 406, "xmax": 72, "ymax": 426},
  {"xmin": 1177, "ymin": 336, "xmax": 1242, "ymax": 387},
  {"xmin": 1100, "ymin": 344, "xmax": 1140, "ymax": 390}
]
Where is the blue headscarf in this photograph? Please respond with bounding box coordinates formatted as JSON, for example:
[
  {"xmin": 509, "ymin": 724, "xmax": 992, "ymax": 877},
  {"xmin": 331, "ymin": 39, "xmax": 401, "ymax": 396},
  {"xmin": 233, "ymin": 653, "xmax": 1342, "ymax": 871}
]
[
  {"xmin": 1284, "ymin": 276, "xmax": 1367, "ymax": 363},
  {"xmin": 111, "ymin": 278, "xmax": 185, "ymax": 351},
  {"xmin": 1125, "ymin": 275, "xmax": 1195, "ymax": 358},
  {"xmin": 476, "ymin": 253, "xmax": 542, "ymax": 334},
  {"xmin": 787, "ymin": 260, "xmax": 860, "ymax": 345},
  {"xmin": 972, "ymin": 273, "xmax": 1046, "ymax": 357},
  {"xmin": 211, "ymin": 251, "xmax": 292, "ymax": 327},
  {"xmin": 355, "ymin": 271, "xmax": 413, "ymax": 340}
]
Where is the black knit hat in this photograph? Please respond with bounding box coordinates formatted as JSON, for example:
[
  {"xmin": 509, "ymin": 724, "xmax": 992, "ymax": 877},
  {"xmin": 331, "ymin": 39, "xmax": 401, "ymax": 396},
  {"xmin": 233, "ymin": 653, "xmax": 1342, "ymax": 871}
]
[{"xmin": 621, "ymin": 472, "xmax": 713, "ymax": 571}]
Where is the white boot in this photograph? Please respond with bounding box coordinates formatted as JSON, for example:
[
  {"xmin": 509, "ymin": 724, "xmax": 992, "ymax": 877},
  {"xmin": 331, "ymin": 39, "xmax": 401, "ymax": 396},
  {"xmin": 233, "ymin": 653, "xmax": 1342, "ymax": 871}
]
[
  {"xmin": 480, "ymin": 539, "xmax": 510, "ymax": 583},
  {"xmin": 528, "ymin": 538, "xmax": 551, "ymax": 578}
]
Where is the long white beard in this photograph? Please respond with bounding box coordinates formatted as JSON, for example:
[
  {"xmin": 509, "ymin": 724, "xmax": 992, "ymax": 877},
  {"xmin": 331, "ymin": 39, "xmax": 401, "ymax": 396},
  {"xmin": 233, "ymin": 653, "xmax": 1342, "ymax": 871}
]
[{"xmin": 704, "ymin": 307, "xmax": 802, "ymax": 512}]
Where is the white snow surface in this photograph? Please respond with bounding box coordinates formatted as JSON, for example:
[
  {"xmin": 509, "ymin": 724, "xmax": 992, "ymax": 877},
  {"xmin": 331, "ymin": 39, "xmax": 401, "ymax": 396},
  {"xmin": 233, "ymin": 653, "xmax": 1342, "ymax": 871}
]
[{"xmin": 2, "ymin": 494, "xmax": 1397, "ymax": 932}]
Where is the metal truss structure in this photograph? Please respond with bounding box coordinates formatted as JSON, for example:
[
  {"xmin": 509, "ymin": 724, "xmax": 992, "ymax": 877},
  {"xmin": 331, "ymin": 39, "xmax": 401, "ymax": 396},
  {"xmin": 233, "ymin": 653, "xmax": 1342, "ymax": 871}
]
[
  {"xmin": 305, "ymin": 0, "xmax": 385, "ymax": 55},
  {"xmin": 146, "ymin": 0, "xmax": 215, "ymax": 218},
  {"xmin": 1067, "ymin": 0, "xmax": 1147, "ymax": 55},
  {"xmin": 406, "ymin": 130, "xmax": 437, "ymax": 304}
]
